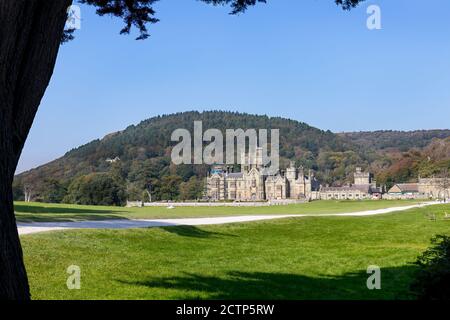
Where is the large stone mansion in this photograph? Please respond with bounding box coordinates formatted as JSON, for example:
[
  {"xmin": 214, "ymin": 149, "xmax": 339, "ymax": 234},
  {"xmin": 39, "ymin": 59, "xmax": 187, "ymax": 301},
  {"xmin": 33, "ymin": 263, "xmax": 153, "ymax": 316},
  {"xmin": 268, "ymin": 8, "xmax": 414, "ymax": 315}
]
[
  {"xmin": 206, "ymin": 148, "xmax": 320, "ymax": 201},
  {"xmin": 206, "ymin": 149, "xmax": 449, "ymax": 202}
]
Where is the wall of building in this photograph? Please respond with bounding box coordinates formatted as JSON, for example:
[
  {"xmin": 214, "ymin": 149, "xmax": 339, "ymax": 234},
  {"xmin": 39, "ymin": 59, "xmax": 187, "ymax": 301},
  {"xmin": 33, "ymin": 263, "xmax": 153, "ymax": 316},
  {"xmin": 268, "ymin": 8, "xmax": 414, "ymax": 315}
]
[
  {"xmin": 126, "ymin": 200, "xmax": 308, "ymax": 207},
  {"xmin": 419, "ymin": 178, "xmax": 450, "ymax": 199},
  {"xmin": 206, "ymin": 150, "xmax": 315, "ymax": 201},
  {"xmin": 382, "ymin": 193, "xmax": 428, "ymax": 200},
  {"xmin": 319, "ymin": 189, "xmax": 370, "ymax": 200}
]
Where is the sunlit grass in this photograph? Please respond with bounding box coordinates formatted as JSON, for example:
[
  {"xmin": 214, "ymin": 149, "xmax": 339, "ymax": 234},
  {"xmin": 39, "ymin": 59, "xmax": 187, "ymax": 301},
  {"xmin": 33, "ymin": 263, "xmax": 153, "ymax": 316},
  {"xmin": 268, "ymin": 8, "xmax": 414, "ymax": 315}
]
[
  {"xmin": 15, "ymin": 199, "xmax": 425, "ymax": 222},
  {"xmin": 21, "ymin": 203, "xmax": 450, "ymax": 300}
]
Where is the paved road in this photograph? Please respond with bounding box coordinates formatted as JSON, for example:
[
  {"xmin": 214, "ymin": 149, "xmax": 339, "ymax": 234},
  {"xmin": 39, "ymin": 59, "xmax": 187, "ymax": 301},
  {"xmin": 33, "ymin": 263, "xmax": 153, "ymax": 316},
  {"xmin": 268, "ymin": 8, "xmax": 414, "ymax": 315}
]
[{"xmin": 17, "ymin": 201, "xmax": 439, "ymax": 235}]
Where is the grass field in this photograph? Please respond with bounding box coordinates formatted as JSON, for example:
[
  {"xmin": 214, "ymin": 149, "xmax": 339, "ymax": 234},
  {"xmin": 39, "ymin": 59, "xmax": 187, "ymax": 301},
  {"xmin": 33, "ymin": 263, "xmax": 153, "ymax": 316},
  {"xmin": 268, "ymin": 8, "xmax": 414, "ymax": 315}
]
[
  {"xmin": 20, "ymin": 202, "xmax": 450, "ymax": 300},
  {"xmin": 15, "ymin": 199, "xmax": 424, "ymax": 222}
]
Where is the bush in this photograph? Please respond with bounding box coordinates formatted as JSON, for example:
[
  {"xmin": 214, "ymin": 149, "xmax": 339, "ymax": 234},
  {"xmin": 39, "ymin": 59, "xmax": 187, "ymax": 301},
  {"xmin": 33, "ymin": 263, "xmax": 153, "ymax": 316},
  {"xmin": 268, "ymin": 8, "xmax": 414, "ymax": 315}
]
[
  {"xmin": 410, "ymin": 235, "xmax": 450, "ymax": 300},
  {"xmin": 63, "ymin": 173, "xmax": 126, "ymax": 206},
  {"xmin": 40, "ymin": 179, "xmax": 67, "ymax": 203},
  {"xmin": 12, "ymin": 182, "xmax": 24, "ymax": 201}
]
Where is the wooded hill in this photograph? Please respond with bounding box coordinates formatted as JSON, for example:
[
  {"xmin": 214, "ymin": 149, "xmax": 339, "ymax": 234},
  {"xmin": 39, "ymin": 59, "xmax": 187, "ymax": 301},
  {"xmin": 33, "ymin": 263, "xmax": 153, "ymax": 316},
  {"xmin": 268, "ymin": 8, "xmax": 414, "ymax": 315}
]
[
  {"xmin": 14, "ymin": 111, "xmax": 450, "ymax": 205},
  {"xmin": 339, "ymin": 130, "xmax": 450, "ymax": 151}
]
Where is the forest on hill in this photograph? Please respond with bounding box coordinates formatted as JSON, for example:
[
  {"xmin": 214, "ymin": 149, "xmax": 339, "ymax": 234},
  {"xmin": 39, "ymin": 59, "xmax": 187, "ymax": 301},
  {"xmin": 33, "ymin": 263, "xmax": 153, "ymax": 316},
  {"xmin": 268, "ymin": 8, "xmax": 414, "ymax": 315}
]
[
  {"xmin": 14, "ymin": 111, "xmax": 450, "ymax": 205},
  {"xmin": 339, "ymin": 130, "xmax": 450, "ymax": 151}
]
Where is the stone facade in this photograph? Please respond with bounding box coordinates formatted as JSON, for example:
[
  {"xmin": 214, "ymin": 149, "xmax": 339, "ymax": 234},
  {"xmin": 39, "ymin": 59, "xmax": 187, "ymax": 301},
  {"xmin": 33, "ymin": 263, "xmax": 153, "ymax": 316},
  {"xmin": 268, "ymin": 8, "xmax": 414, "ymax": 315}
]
[
  {"xmin": 418, "ymin": 177, "xmax": 450, "ymax": 199},
  {"xmin": 206, "ymin": 157, "xmax": 449, "ymax": 202},
  {"xmin": 264, "ymin": 164, "xmax": 319, "ymax": 200},
  {"xmin": 384, "ymin": 177, "xmax": 450, "ymax": 200},
  {"xmin": 384, "ymin": 183, "xmax": 423, "ymax": 200},
  {"xmin": 319, "ymin": 167, "xmax": 382, "ymax": 200},
  {"xmin": 206, "ymin": 148, "xmax": 319, "ymax": 201}
]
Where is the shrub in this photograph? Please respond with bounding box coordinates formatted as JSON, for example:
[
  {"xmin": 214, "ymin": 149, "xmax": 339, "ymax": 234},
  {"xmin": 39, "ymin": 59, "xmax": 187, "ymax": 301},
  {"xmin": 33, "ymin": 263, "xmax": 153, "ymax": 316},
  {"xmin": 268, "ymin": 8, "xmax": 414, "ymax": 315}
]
[
  {"xmin": 63, "ymin": 173, "xmax": 126, "ymax": 206},
  {"xmin": 410, "ymin": 235, "xmax": 450, "ymax": 300}
]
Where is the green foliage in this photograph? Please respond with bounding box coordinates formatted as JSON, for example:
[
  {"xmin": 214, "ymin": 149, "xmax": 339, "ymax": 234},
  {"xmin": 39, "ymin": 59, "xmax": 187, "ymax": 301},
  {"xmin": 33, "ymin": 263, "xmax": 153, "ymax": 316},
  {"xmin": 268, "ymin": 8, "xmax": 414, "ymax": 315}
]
[
  {"xmin": 15, "ymin": 111, "xmax": 354, "ymax": 203},
  {"xmin": 12, "ymin": 182, "xmax": 24, "ymax": 201},
  {"xmin": 374, "ymin": 139, "xmax": 450, "ymax": 186},
  {"xmin": 63, "ymin": 173, "xmax": 126, "ymax": 206},
  {"xmin": 411, "ymin": 235, "xmax": 450, "ymax": 300},
  {"xmin": 179, "ymin": 176, "xmax": 204, "ymax": 201},
  {"xmin": 39, "ymin": 179, "xmax": 67, "ymax": 203},
  {"xmin": 74, "ymin": 1, "xmax": 365, "ymax": 42},
  {"xmin": 159, "ymin": 175, "xmax": 183, "ymax": 201},
  {"xmin": 317, "ymin": 150, "xmax": 365, "ymax": 185},
  {"xmin": 126, "ymin": 183, "xmax": 144, "ymax": 201},
  {"xmin": 340, "ymin": 130, "xmax": 450, "ymax": 151},
  {"xmin": 14, "ymin": 112, "xmax": 450, "ymax": 205}
]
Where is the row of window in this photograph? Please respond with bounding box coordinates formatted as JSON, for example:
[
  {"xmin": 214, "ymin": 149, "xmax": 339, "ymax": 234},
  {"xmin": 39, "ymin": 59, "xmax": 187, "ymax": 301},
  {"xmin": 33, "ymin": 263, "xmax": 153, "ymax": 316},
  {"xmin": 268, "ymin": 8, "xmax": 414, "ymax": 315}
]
[
  {"xmin": 326, "ymin": 193, "xmax": 367, "ymax": 199},
  {"xmin": 225, "ymin": 181, "xmax": 258, "ymax": 188}
]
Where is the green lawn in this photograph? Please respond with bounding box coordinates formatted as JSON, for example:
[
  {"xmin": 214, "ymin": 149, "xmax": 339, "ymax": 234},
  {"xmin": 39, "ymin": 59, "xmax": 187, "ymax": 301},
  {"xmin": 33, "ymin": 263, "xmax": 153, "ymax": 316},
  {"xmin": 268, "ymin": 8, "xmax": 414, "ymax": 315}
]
[
  {"xmin": 15, "ymin": 199, "xmax": 424, "ymax": 222},
  {"xmin": 21, "ymin": 203, "xmax": 450, "ymax": 300}
]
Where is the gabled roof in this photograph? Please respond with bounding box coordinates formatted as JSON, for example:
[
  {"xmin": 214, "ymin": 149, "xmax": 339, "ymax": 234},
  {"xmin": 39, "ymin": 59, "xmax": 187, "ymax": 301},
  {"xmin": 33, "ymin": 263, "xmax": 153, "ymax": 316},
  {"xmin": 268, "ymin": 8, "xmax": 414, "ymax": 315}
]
[
  {"xmin": 388, "ymin": 183, "xmax": 419, "ymax": 194},
  {"xmin": 266, "ymin": 174, "xmax": 285, "ymax": 183},
  {"xmin": 247, "ymin": 167, "xmax": 261, "ymax": 176},
  {"xmin": 370, "ymin": 186, "xmax": 383, "ymax": 193},
  {"xmin": 210, "ymin": 172, "xmax": 224, "ymax": 178}
]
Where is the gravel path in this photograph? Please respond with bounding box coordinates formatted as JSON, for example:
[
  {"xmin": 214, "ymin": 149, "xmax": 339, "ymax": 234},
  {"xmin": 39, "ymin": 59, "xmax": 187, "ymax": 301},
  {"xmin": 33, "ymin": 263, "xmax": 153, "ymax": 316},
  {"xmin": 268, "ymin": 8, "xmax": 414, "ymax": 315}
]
[{"xmin": 17, "ymin": 201, "xmax": 439, "ymax": 235}]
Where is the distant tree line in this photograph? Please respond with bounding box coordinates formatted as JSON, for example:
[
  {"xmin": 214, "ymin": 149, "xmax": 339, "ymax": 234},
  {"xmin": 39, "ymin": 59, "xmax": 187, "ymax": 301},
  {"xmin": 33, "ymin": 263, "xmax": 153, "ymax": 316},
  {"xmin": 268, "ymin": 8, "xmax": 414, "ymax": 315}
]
[
  {"xmin": 13, "ymin": 112, "xmax": 450, "ymax": 205},
  {"xmin": 13, "ymin": 161, "xmax": 206, "ymax": 205}
]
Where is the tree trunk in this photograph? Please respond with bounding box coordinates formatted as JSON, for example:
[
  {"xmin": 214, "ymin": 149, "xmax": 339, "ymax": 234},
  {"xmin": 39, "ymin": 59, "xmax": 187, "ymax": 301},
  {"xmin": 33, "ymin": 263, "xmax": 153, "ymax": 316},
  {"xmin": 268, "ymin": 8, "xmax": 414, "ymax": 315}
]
[{"xmin": 0, "ymin": 0, "xmax": 71, "ymax": 300}]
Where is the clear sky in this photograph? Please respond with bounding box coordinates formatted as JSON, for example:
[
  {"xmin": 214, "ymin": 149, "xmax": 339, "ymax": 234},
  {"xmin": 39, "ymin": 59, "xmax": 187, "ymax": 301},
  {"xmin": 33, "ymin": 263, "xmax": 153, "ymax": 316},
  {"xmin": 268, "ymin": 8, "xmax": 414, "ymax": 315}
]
[{"xmin": 17, "ymin": 0, "xmax": 450, "ymax": 173}]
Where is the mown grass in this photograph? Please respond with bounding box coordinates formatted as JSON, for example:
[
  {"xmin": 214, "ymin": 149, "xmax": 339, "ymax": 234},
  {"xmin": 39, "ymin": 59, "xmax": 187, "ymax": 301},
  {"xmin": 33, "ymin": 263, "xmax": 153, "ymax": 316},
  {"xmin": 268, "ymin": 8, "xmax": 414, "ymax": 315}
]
[
  {"xmin": 21, "ymin": 203, "xmax": 450, "ymax": 300},
  {"xmin": 15, "ymin": 199, "xmax": 424, "ymax": 222}
]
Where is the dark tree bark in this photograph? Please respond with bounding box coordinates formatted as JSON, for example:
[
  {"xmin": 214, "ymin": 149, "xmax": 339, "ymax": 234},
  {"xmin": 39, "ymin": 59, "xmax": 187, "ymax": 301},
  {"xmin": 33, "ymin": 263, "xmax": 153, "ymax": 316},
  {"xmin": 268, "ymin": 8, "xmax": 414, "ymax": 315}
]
[
  {"xmin": 0, "ymin": 0, "xmax": 71, "ymax": 300},
  {"xmin": 0, "ymin": 0, "xmax": 363, "ymax": 300}
]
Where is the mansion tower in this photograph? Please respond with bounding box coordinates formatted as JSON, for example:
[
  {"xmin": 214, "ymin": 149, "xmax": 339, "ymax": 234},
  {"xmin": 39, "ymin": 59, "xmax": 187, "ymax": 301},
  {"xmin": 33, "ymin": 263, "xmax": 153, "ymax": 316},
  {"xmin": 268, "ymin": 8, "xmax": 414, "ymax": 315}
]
[{"xmin": 206, "ymin": 148, "xmax": 319, "ymax": 201}]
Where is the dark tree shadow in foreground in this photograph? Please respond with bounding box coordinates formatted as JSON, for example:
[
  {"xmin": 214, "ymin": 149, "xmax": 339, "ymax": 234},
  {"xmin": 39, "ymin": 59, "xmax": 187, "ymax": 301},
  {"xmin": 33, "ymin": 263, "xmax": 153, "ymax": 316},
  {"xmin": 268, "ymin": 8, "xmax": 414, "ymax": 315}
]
[
  {"xmin": 14, "ymin": 204, "xmax": 127, "ymax": 222},
  {"xmin": 15, "ymin": 213, "xmax": 128, "ymax": 223},
  {"xmin": 117, "ymin": 266, "xmax": 419, "ymax": 300},
  {"xmin": 159, "ymin": 225, "xmax": 237, "ymax": 239},
  {"xmin": 14, "ymin": 204, "xmax": 124, "ymax": 214}
]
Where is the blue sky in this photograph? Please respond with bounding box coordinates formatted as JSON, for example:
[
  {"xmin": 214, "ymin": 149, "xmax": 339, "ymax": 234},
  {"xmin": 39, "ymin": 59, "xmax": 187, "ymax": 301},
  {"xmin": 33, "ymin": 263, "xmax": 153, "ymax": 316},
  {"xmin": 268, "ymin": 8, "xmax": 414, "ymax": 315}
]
[{"xmin": 17, "ymin": 0, "xmax": 450, "ymax": 173}]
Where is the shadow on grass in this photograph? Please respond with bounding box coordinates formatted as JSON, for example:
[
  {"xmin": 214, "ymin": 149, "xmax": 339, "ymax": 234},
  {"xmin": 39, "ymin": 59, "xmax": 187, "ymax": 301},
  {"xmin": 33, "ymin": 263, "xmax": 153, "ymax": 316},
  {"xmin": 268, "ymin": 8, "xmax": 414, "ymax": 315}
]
[
  {"xmin": 117, "ymin": 266, "xmax": 419, "ymax": 300},
  {"xmin": 159, "ymin": 225, "xmax": 237, "ymax": 238},
  {"xmin": 14, "ymin": 204, "xmax": 127, "ymax": 222},
  {"xmin": 14, "ymin": 204, "xmax": 123, "ymax": 214},
  {"xmin": 15, "ymin": 213, "xmax": 128, "ymax": 223}
]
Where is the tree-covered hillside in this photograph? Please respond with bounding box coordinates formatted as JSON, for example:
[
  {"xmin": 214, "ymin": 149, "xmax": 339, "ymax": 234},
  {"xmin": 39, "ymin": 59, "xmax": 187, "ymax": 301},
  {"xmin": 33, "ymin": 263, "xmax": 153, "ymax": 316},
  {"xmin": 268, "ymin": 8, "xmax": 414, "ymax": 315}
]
[
  {"xmin": 340, "ymin": 131, "xmax": 450, "ymax": 188},
  {"xmin": 370, "ymin": 137, "xmax": 450, "ymax": 187},
  {"xmin": 339, "ymin": 130, "xmax": 450, "ymax": 151},
  {"xmin": 14, "ymin": 111, "xmax": 450, "ymax": 204},
  {"xmin": 14, "ymin": 111, "xmax": 364, "ymax": 203}
]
